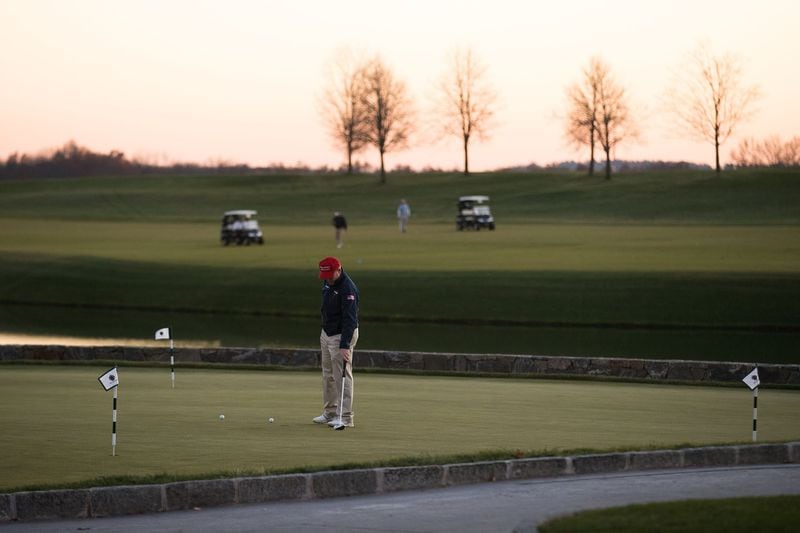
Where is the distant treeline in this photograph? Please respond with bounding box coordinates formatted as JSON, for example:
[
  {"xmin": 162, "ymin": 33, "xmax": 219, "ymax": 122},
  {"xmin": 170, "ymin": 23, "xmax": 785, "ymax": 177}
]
[
  {"xmin": 0, "ymin": 141, "xmax": 255, "ymax": 179},
  {"xmin": 506, "ymin": 160, "xmax": 712, "ymax": 172},
  {"xmin": 1, "ymin": 139, "xmax": 796, "ymax": 180}
]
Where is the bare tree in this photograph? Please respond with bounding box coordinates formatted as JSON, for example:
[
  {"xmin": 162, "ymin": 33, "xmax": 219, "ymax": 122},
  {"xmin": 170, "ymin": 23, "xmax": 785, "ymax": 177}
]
[
  {"xmin": 360, "ymin": 56, "xmax": 415, "ymax": 183},
  {"xmin": 434, "ymin": 47, "xmax": 497, "ymax": 175},
  {"xmin": 592, "ymin": 58, "xmax": 637, "ymax": 179},
  {"xmin": 564, "ymin": 57, "xmax": 603, "ymax": 176},
  {"xmin": 666, "ymin": 44, "xmax": 759, "ymax": 174},
  {"xmin": 319, "ymin": 50, "xmax": 370, "ymax": 174}
]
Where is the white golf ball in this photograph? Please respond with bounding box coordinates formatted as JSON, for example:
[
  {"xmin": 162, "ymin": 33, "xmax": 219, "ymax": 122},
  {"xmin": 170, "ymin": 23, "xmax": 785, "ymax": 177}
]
[
  {"xmin": 219, "ymin": 414, "xmax": 225, "ymax": 420},
  {"xmin": 268, "ymin": 417, "xmax": 274, "ymax": 423}
]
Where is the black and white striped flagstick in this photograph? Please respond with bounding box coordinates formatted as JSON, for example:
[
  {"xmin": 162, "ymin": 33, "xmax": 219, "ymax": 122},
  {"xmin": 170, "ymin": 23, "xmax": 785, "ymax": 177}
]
[
  {"xmin": 97, "ymin": 367, "xmax": 120, "ymax": 456},
  {"xmin": 112, "ymin": 387, "xmax": 118, "ymax": 456},
  {"xmin": 752, "ymin": 387, "xmax": 758, "ymax": 442},
  {"xmin": 742, "ymin": 367, "xmax": 760, "ymax": 442},
  {"xmin": 169, "ymin": 336, "xmax": 175, "ymax": 389}
]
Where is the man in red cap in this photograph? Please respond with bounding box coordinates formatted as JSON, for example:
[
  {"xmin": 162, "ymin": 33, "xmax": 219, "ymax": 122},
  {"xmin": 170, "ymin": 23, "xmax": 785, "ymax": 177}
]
[{"xmin": 314, "ymin": 256, "xmax": 360, "ymax": 427}]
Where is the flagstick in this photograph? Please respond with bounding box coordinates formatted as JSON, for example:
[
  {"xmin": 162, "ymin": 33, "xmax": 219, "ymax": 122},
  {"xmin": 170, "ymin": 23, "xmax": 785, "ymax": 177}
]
[
  {"xmin": 170, "ymin": 338, "xmax": 175, "ymax": 389},
  {"xmin": 112, "ymin": 387, "xmax": 118, "ymax": 456},
  {"xmin": 752, "ymin": 387, "xmax": 758, "ymax": 442}
]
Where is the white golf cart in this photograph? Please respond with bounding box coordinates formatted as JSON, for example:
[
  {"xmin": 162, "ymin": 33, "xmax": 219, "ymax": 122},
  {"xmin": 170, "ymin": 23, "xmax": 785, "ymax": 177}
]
[
  {"xmin": 456, "ymin": 195, "xmax": 495, "ymax": 231},
  {"xmin": 220, "ymin": 210, "xmax": 264, "ymax": 245}
]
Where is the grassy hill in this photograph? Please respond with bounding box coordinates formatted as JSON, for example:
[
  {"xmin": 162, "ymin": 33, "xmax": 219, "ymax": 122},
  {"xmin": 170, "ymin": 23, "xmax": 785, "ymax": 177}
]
[{"xmin": 1, "ymin": 168, "xmax": 798, "ymax": 225}]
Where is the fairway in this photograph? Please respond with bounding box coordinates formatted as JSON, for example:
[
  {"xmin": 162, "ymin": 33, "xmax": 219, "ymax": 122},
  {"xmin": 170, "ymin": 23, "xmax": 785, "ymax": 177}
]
[
  {"xmin": 1, "ymin": 221, "xmax": 798, "ymax": 329},
  {"xmin": 2, "ymin": 365, "xmax": 800, "ymax": 491},
  {"xmin": 3, "ymin": 219, "xmax": 799, "ymax": 274}
]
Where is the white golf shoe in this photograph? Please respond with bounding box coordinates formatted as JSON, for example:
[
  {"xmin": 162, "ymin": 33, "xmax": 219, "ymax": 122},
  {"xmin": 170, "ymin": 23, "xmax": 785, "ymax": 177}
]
[
  {"xmin": 328, "ymin": 419, "xmax": 353, "ymax": 428},
  {"xmin": 313, "ymin": 414, "xmax": 334, "ymax": 424}
]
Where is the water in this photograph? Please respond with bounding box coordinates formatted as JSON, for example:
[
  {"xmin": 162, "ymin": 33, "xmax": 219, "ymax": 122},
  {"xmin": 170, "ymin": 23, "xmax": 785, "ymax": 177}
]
[{"xmin": 0, "ymin": 303, "xmax": 796, "ymax": 364}]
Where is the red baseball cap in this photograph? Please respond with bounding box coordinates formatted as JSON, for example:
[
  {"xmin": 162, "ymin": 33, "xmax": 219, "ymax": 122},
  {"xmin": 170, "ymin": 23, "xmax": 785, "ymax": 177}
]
[{"xmin": 318, "ymin": 256, "xmax": 341, "ymax": 279}]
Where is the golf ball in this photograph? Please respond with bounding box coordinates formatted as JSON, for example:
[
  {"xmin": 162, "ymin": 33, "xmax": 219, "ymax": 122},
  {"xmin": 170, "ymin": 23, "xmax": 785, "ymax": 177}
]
[
  {"xmin": 219, "ymin": 414, "xmax": 225, "ymax": 420},
  {"xmin": 268, "ymin": 417, "xmax": 274, "ymax": 423}
]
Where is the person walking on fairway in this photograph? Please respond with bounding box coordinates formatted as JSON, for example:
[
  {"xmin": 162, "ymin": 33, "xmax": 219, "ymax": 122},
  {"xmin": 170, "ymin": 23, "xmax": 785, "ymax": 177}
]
[
  {"xmin": 314, "ymin": 256, "xmax": 359, "ymax": 428},
  {"xmin": 332, "ymin": 212, "xmax": 347, "ymax": 248},
  {"xmin": 396, "ymin": 199, "xmax": 410, "ymax": 233}
]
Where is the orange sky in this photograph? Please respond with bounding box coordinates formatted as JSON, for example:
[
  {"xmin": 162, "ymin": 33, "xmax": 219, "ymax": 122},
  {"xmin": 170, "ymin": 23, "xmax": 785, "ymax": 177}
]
[{"xmin": 1, "ymin": 0, "xmax": 797, "ymax": 171}]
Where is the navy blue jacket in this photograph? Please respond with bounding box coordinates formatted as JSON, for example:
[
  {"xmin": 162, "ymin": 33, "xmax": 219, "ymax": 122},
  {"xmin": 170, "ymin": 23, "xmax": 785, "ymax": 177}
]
[{"xmin": 321, "ymin": 269, "xmax": 359, "ymax": 348}]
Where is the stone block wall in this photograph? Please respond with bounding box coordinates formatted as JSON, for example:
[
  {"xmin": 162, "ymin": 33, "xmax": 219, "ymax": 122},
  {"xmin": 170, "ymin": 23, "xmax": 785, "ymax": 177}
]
[
  {"xmin": 0, "ymin": 345, "xmax": 798, "ymax": 385},
  {"xmin": 2, "ymin": 443, "xmax": 798, "ymax": 522}
]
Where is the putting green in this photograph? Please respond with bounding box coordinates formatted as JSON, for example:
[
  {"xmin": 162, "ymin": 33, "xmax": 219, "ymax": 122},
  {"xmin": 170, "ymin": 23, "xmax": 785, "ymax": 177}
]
[{"xmin": 2, "ymin": 365, "xmax": 799, "ymax": 491}]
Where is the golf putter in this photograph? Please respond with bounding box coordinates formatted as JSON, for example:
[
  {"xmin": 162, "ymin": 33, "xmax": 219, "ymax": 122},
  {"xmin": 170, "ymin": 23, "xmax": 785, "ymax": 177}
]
[{"xmin": 332, "ymin": 361, "xmax": 347, "ymax": 430}]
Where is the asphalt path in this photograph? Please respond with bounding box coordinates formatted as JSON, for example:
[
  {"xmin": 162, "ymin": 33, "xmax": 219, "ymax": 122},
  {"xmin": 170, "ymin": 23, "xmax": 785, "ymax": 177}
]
[{"xmin": 4, "ymin": 465, "xmax": 799, "ymax": 532}]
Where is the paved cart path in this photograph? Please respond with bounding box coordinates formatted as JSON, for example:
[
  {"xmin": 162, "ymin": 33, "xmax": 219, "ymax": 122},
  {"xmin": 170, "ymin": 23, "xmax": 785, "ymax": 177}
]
[{"xmin": 5, "ymin": 465, "xmax": 799, "ymax": 532}]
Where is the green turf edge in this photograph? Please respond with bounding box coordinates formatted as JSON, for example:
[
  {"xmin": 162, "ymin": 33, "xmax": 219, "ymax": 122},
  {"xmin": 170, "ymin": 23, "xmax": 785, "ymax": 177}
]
[{"xmin": 537, "ymin": 494, "xmax": 800, "ymax": 533}]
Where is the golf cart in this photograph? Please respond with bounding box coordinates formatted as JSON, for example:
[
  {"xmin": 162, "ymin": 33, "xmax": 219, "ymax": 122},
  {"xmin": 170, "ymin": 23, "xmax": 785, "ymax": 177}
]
[
  {"xmin": 456, "ymin": 195, "xmax": 495, "ymax": 231},
  {"xmin": 220, "ymin": 210, "xmax": 264, "ymax": 245}
]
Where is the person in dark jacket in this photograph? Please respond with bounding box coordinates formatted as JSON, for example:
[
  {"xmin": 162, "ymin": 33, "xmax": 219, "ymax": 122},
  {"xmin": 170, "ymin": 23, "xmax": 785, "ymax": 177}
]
[
  {"xmin": 314, "ymin": 256, "xmax": 359, "ymax": 427},
  {"xmin": 332, "ymin": 212, "xmax": 347, "ymax": 248}
]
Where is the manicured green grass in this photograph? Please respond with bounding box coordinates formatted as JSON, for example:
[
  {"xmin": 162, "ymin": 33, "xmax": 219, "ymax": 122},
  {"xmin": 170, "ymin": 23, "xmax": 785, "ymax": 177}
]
[
  {"xmin": 3, "ymin": 219, "xmax": 799, "ymax": 273},
  {"xmin": 538, "ymin": 495, "xmax": 800, "ymax": 533},
  {"xmin": 2, "ymin": 365, "xmax": 799, "ymax": 492}
]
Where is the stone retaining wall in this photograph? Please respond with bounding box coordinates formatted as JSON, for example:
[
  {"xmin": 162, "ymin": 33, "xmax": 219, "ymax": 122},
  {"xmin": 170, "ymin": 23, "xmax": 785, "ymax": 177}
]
[
  {"xmin": 1, "ymin": 345, "xmax": 798, "ymax": 385},
  {"xmin": 2, "ymin": 443, "xmax": 797, "ymax": 522}
]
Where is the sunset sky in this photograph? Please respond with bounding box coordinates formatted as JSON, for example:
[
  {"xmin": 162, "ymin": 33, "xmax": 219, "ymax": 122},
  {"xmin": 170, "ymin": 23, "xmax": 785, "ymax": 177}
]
[{"xmin": 1, "ymin": 0, "xmax": 797, "ymax": 171}]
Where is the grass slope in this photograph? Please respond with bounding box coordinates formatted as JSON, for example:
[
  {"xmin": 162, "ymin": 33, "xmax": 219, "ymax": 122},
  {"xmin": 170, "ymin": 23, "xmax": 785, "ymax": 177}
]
[{"xmin": 1, "ymin": 168, "xmax": 798, "ymax": 225}]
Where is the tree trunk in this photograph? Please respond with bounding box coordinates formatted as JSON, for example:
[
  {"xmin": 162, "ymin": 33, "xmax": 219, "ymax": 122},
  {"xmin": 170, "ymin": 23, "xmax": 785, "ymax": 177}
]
[
  {"xmin": 463, "ymin": 134, "xmax": 470, "ymax": 176},
  {"xmin": 588, "ymin": 128, "xmax": 595, "ymax": 177},
  {"xmin": 347, "ymin": 146, "xmax": 353, "ymax": 175},
  {"xmin": 715, "ymin": 131, "xmax": 721, "ymax": 175},
  {"xmin": 604, "ymin": 148, "xmax": 612, "ymax": 180},
  {"xmin": 379, "ymin": 150, "xmax": 386, "ymax": 184}
]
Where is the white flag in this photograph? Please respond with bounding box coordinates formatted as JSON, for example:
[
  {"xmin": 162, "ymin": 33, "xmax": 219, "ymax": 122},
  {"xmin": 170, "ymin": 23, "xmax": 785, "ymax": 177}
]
[
  {"xmin": 155, "ymin": 327, "xmax": 171, "ymax": 340},
  {"xmin": 98, "ymin": 367, "xmax": 119, "ymax": 391},
  {"xmin": 742, "ymin": 367, "xmax": 760, "ymax": 390}
]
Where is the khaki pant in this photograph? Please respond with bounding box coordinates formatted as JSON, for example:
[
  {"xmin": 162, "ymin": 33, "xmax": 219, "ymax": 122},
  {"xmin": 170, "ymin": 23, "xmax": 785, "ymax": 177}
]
[{"xmin": 320, "ymin": 328, "xmax": 358, "ymax": 423}]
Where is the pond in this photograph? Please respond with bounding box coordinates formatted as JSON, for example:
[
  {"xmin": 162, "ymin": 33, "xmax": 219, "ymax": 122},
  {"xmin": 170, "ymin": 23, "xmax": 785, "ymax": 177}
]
[{"xmin": 0, "ymin": 303, "xmax": 796, "ymax": 364}]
